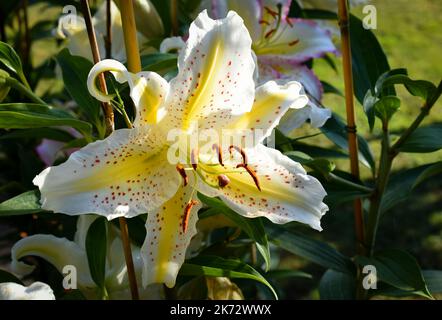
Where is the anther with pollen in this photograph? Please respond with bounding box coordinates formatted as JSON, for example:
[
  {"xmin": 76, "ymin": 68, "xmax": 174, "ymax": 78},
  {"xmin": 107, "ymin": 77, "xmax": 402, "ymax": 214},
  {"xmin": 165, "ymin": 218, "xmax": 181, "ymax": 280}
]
[
  {"xmin": 217, "ymin": 174, "xmax": 230, "ymax": 188},
  {"xmin": 182, "ymin": 200, "xmax": 198, "ymax": 233},
  {"xmin": 212, "ymin": 143, "xmax": 224, "ymax": 166},
  {"xmin": 176, "ymin": 164, "xmax": 188, "ymax": 186},
  {"xmin": 229, "ymin": 145, "xmax": 261, "ymax": 192}
]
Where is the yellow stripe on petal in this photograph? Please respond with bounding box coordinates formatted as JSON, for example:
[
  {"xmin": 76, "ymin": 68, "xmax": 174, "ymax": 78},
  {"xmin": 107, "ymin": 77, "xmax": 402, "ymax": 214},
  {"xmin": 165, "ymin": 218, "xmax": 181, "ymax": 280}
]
[{"xmin": 141, "ymin": 185, "xmax": 201, "ymax": 288}]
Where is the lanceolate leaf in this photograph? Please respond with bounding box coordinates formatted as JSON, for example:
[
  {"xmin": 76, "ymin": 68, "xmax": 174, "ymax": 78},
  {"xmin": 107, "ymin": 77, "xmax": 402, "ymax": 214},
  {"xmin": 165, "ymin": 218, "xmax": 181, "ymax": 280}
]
[
  {"xmin": 265, "ymin": 223, "xmax": 355, "ymax": 274},
  {"xmin": 381, "ymin": 162, "xmax": 442, "ymax": 214},
  {"xmin": 180, "ymin": 255, "xmax": 277, "ymax": 299},
  {"xmin": 0, "ymin": 103, "xmax": 92, "ymax": 138},
  {"xmin": 0, "ymin": 41, "xmax": 28, "ymax": 86},
  {"xmin": 423, "ymin": 270, "xmax": 442, "ymax": 294},
  {"xmin": 0, "ymin": 190, "xmax": 43, "ymax": 216},
  {"xmin": 85, "ymin": 217, "xmax": 108, "ymax": 290},
  {"xmin": 319, "ymin": 269, "xmax": 355, "ymax": 300},
  {"xmin": 350, "ymin": 14, "xmax": 392, "ymax": 106},
  {"xmin": 355, "ymin": 249, "xmax": 433, "ymax": 299},
  {"xmin": 396, "ymin": 124, "xmax": 442, "ymax": 153},
  {"xmin": 198, "ymin": 193, "xmax": 271, "ymax": 272},
  {"xmin": 56, "ymin": 49, "xmax": 104, "ymax": 137}
]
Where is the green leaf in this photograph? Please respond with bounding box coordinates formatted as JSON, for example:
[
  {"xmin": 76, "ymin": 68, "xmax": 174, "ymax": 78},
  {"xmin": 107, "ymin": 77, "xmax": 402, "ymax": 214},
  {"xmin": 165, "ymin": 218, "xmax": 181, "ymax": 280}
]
[
  {"xmin": 266, "ymin": 270, "xmax": 312, "ymax": 280},
  {"xmin": 180, "ymin": 255, "xmax": 277, "ymax": 299},
  {"xmin": 363, "ymin": 90, "xmax": 378, "ymax": 131},
  {"xmin": 319, "ymin": 269, "xmax": 355, "ymax": 300},
  {"xmin": 374, "ymin": 95, "xmax": 401, "ymax": 123},
  {"xmin": 0, "ymin": 41, "xmax": 28, "ymax": 87},
  {"xmin": 0, "ymin": 190, "xmax": 43, "ymax": 216},
  {"xmin": 321, "ymin": 81, "xmax": 342, "ymax": 96},
  {"xmin": 198, "ymin": 193, "xmax": 271, "ymax": 272},
  {"xmin": 355, "ymin": 249, "xmax": 433, "ymax": 299},
  {"xmin": 0, "ymin": 103, "xmax": 92, "ymax": 138},
  {"xmin": 56, "ymin": 49, "xmax": 103, "ymax": 136},
  {"xmin": 381, "ymin": 162, "xmax": 442, "ymax": 213},
  {"xmin": 85, "ymin": 217, "xmax": 108, "ymax": 290},
  {"xmin": 265, "ymin": 223, "xmax": 355, "ymax": 274},
  {"xmin": 373, "ymin": 68, "xmax": 407, "ymax": 97},
  {"xmin": 285, "ymin": 151, "xmax": 336, "ymax": 176},
  {"xmin": 396, "ymin": 124, "xmax": 442, "ymax": 153},
  {"xmin": 321, "ymin": 114, "xmax": 376, "ymax": 173},
  {"xmin": 423, "ymin": 270, "xmax": 442, "ymax": 294},
  {"xmin": 0, "ymin": 269, "xmax": 24, "ymax": 285},
  {"xmin": 321, "ymin": 171, "xmax": 372, "ymax": 206},
  {"xmin": 379, "ymin": 74, "xmax": 437, "ymax": 102},
  {"xmin": 350, "ymin": 14, "xmax": 392, "ymax": 106},
  {"xmin": 141, "ymin": 53, "xmax": 177, "ymax": 74},
  {"xmin": 0, "ymin": 127, "xmax": 75, "ymax": 142}
]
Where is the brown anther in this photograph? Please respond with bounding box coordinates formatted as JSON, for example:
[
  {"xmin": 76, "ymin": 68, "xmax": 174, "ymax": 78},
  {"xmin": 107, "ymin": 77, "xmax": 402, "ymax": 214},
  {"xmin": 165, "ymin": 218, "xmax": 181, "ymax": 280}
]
[
  {"xmin": 217, "ymin": 174, "xmax": 230, "ymax": 188},
  {"xmin": 288, "ymin": 39, "xmax": 300, "ymax": 47},
  {"xmin": 212, "ymin": 143, "xmax": 224, "ymax": 166},
  {"xmin": 176, "ymin": 164, "xmax": 188, "ymax": 186},
  {"xmin": 265, "ymin": 29, "xmax": 276, "ymax": 39},
  {"xmin": 182, "ymin": 200, "xmax": 198, "ymax": 233},
  {"xmin": 259, "ymin": 19, "xmax": 270, "ymax": 25},
  {"xmin": 237, "ymin": 163, "xmax": 262, "ymax": 192},
  {"xmin": 264, "ymin": 6, "xmax": 279, "ymax": 18},
  {"xmin": 285, "ymin": 16, "xmax": 293, "ymax": 27},
  {"xmin": 229, "ymin": 145, "xmax": 248, "ymax": 165},
  {"xmin": 190, "ymin": 149, "xmax": 198, "ymax": 170}
]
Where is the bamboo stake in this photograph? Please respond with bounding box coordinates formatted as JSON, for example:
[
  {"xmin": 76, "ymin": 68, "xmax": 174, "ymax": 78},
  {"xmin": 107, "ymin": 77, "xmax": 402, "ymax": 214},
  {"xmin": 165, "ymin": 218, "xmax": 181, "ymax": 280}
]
[
  {"xmin": 80, "ymin": 0, "xmax": 139, "ymax": 300},
  {"xmin": 337, "ymin": 0, "xmax": 365, "ymax": 254},
  {"xmin": 171, "ymin": 0, "xmax": 179, "ymax": 36},
  {"xmin": 119, "ymin": 0, "xmax": 141, "ymax": 72},
  {"xmin": 105, "ymin": 0, "xmax": 112, "ymax": 59}
]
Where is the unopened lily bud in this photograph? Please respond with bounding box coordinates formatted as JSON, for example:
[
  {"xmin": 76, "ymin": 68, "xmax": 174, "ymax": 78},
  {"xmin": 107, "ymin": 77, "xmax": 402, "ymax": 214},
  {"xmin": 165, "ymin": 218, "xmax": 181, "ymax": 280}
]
[
  {"xmin": 115, "ymin": 0, "xmax": 164, "ymax": 38},
  {"xmin": 217, "ymin": 174, "xmax": 230, "ymax": 188}
]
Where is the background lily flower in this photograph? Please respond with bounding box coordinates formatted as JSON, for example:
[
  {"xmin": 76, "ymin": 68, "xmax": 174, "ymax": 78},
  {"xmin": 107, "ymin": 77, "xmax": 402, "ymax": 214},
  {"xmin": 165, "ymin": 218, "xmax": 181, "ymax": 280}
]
[
  {"xmin": 196, "ymin": 1, "xmax": 336, "ymax": 134},
  {"xmin": 0, "ymin": 282, "xmax": 55, "ymax": 300},
  {"xmin": 11, "ymin": 215, "xmax": 164, "ymax": 300},
  {"xmin": 34, "ymin": 11, "xmax": 328, "ymax": 289},
  {"xmin": 56, "ymin": 0, "xmax": 161, "ymax": 62}
]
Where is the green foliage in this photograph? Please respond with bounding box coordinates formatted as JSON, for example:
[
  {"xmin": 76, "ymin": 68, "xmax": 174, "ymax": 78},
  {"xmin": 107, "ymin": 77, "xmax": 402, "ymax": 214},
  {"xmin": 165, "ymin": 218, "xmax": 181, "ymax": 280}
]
[
  {"xmin": 0, "ymin": 41, "xmax": 29, "ymax": 88},
  {"xmin": 355, "ymin": 249, "xmax": 433, "ymax": 299},
  {"xmin": 180, "ymin": 255, "xmax": 277, "ymax": 299},
  {"xmin": 85, "ymin": 217, "xmax": 108, "ymax": 296},
  {"xmin": 319, "ymin": 269, "xmax": 355, "ymax": 300},
  {"xmin": 0, "ymin": 190, "xmax": 43, "ymax": 216}
]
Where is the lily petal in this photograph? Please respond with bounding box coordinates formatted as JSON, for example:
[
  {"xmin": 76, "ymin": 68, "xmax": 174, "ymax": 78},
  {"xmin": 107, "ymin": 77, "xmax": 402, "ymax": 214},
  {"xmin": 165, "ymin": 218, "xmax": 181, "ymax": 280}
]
[
  {"xmin": 204, "ymin": 144, "xmax": 328, "ymax": 230},
  {"xmin": 0, "ymin": 282, "xmax": 55, "ymax": 300},
  {"xmin": 254, "ymin": 19, "xmax": 336, "ymax": 63},
  {"xmin": 87, "ymin": 59, "xmax": 169, "ymax": 126},
  {"xmin": 229, "ymin": 80, "xmax": 308, "ymax": 144},
  {"xmin": 160, "ymin": 36, "xmax": 186, "ymax": 54},
  {"xmin": 11, "ymin": 234, "xmax": 95, "ymax": 288},
  {"xmin": 159, "ymin": 10, "xmax": 256, "ymax": 132},
  {"xmin": 33, "ymin": 127, "xmax": 180, "ymax": 220},
  {"xmin": 141, "ymin": 184, "xmax": 201, "ymax": 288}
]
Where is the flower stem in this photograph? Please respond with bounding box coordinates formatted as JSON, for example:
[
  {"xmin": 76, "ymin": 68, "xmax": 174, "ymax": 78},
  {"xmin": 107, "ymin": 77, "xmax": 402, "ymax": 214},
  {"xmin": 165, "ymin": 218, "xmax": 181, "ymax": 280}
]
[
  {"xmin": 4, "ymin": 76, "xmax": 45, "ymax": 104},
  {"xmin": 365, "ymin": 121, "xmax": 392, "ymax": 256},
  {"xmin": 80, "ymin": 0, "xmax": 114, "ymax": 136},
  {"xmin": 119, "ymin": 0, "xmax": 141, "ymax": 72},
  {"xmin": 337, "ymin": 0, "xmax": 365, "ymax": 254},
  {"xmin": 105, "ymin": 0, "xmax": 112, "ymax": 59},
  {"xmin": 171, "ymin": 0, "xmax": 179, "ymax": 36},
  {"xmin": 81, "ymin": 0, "xmax": 139, "ymax": 300}
]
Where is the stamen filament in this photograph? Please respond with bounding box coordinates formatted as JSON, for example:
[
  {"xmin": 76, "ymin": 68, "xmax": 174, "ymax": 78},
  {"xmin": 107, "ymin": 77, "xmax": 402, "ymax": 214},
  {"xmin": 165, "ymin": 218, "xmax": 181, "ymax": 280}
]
[{"xmin": 182, "ymin": 200, "xmax": 198, "ymax": 233}]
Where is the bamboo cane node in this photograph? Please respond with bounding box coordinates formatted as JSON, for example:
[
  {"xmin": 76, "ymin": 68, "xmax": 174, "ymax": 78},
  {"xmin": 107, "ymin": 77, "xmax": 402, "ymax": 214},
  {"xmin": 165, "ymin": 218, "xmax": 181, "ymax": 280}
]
[{"xmin": 345, "ymin": 125, "xmax": 357, "ymax": 133}]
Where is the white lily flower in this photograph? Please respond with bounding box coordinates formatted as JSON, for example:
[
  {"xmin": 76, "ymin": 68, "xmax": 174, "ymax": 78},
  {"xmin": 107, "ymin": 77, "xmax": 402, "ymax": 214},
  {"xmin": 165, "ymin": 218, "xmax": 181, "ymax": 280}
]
[
  {"xmin": 195, "ymin": 1, "xmax": 335, "ymax": 133},
  {"xmin": 0, "ymin": 282, "xmax": 55, "ymax": 300},
  {"xmin": 11, "ymin": 215, "xmax": 164, "ymax": 300},
  {"xmin": 56, "ymin": 1, "xmax": 160, "ymax": 62},
  {"xmin": 34, "ymin": 11, "xmax": 328, "ymax": 289}
]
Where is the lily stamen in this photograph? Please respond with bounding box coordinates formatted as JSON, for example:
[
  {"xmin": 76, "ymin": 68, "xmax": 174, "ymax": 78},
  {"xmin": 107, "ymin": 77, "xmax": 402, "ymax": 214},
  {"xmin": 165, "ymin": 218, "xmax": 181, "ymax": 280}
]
[
  {"xmin": 176, "ymin": 164, "xmax": 188, "ymax": 186},
  {"xmin": 182, "ymin": 200, "xmax": 198, "ymax": 233},
  {"xmin": 236, "ymin": 163, "xmax": 262, "ymax": 192},
  {"xmin": 217, "ymin": 174, "xmax": 230, "ymax": 188},
  {"xmin": 190, "ymin": 148, "xmax": 198, "ymax": 170},
  {"xmin": 229, "ymin": 145, "xmax": 248, "ymax": 165}
]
